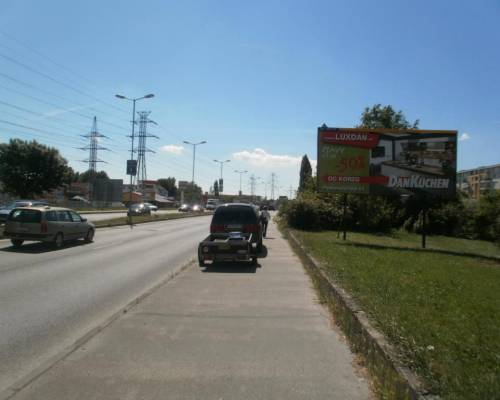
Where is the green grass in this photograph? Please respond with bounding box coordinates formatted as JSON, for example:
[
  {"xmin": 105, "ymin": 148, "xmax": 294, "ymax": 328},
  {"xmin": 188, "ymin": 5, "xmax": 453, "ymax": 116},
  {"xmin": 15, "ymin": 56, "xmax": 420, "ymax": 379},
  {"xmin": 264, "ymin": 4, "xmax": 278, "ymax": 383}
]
[
  {"xmin": 337, "ymin": 230, "xmax": 499, "ymax": 259},
  {"xmin": 292, "ymin": 229, "xmax": 500, "ymax": 400}
]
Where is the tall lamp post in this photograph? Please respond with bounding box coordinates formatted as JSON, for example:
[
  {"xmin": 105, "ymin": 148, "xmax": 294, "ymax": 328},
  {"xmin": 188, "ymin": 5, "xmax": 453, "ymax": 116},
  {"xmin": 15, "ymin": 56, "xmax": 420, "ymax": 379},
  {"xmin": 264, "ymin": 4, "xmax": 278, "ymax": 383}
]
[
  {"xmin": 183, "ymin": 140, "xmax": 207, "ymax": 184},
  {"xmin": 116, "ymin": 93, "xmax": 154, "ymax": 226},
  {"xmin": 234, "ymin": 170, "xmax": 247, "ymax": 196},
  {"xmin": 115, "ymin": 93, "xmax": 154, "ymax": 203},
  {"xmin": 213, "ymin": 159, "xmax": 230, "ymax": 195}
]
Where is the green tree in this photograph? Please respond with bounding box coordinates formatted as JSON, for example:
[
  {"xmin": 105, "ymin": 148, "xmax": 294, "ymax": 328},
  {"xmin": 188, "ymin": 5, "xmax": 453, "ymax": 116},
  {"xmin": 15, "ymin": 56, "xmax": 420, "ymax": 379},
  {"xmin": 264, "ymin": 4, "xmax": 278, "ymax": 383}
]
[
  {"xmin": 157, "ymin": 177, "xmax": 177, "ymax": 197},
  {"xmin": 359, "ymin": 104, "xmax": 419, "ymax": 129},
  {"xmin": 178, "ymin": 182, "xmax": 202, "ymax": 203},
  {"xmin": 77, "ymin": 169, "xmax": 109, "ymax": 183},
  {"xmin": 213, "ymin": 180, "xmax": 219, "ymax": 197},
  {"xmin": 298, "ymin": 155, "xmax": 313, "ymax": 192},
  {"xmin": 0, "ymin": 139, "xmax": 73, "ymax": 198}
]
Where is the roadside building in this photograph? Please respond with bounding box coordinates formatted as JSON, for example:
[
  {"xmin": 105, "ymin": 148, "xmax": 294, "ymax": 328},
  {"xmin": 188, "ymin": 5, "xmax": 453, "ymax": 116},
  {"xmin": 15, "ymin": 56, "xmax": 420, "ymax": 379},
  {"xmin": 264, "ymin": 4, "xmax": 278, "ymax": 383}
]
[{"xmin": 457, "ymin": 163, "xmax": 500, "ymax": 199}]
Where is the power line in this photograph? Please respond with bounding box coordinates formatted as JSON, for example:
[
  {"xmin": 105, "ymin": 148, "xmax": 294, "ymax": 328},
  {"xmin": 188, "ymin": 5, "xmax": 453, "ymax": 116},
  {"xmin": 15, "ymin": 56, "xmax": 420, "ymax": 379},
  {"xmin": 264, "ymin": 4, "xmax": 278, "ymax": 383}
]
[
  {"xmin": 0, "ymin": 72, "xmax": 131, "ymax": 133},
  {"xmin": 0, "ymin": 51, "xmax": 129, "ymax": 116},
  {"xmin": 0, "ymin": 30, "xmax": 128, "ymax": 111}
]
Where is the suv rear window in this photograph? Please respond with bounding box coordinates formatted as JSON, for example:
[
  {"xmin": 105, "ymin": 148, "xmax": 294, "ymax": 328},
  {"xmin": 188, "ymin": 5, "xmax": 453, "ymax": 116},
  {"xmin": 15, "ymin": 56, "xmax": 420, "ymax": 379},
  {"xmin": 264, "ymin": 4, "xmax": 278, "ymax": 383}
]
[
  {"xmin": 212, "ymin": 206, "xmax": 258, "ymax": 225},
  {"xmin": 8, "ymin": 209, "xmax": 42, "ymax": 223}
]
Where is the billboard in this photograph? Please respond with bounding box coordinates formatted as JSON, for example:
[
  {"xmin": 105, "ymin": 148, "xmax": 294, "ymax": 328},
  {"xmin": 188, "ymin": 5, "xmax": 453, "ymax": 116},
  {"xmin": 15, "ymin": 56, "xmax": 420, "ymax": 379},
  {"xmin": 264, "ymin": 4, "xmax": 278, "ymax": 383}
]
[{"xmin": 317, "ymin": 127, "xmax": 457, "ymax": 197}]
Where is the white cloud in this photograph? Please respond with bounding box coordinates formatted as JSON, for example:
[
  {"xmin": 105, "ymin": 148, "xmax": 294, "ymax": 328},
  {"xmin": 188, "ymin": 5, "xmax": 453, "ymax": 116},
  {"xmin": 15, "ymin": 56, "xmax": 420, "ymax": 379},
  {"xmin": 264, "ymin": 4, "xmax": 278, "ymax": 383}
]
[
  {"xmin": 160, "ymin": 144, "xmax": 184, "ymax": 155},
  {"xmin": 459, "ymin": 132, "xmax": 471, "ymax": 141},
  {"xmin": 233, "ymin": 148, "xmax": 302, "ymax": 167}
]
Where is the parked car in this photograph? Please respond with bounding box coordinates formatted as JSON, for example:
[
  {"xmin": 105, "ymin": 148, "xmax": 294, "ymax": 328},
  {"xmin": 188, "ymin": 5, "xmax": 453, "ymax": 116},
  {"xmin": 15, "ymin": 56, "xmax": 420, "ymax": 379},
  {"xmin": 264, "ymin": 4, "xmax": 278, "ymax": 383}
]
[
  {"xmin": 3, "ymin": 206, "xmax": 95, "ymax": 248},
  {"xmin": 0, "ymin": 200, "xmax": 49, "ymax": 223},
  {"xmin": 143, "ymin": 202, "xmax": 158, "ymax": 212},
  {"xmin": 178, "ymin": 204, "xmax": 191, "ymax": 212},
  {"xmin": 209, "ymin": 203, "xmax": 263, "ymax": 251},
  {"xmin": 127, "ymin": 203, "xmax": 151, "ymax": 216}
]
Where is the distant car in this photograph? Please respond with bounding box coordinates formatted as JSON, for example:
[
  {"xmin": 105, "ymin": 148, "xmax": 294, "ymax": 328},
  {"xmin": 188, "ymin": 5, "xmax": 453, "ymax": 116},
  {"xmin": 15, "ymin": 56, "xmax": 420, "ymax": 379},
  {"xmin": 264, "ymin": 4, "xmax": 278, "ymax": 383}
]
[
  {"xmin": 0, "ymin": 200, "xmax": 49, "ymax": 223},
  {"xmin": 3, "ymin": 206, "xmax": 95, "ymax": 248},
  {"xmin": 205, "ymin": 199, "xmax": 219, "ymax": 211},
  {"xmin": 127, "ymin": 203, "xmax": 151, "ymax": 216},
  {"xmin": 192, "ymin": 204, "xmax": 204, "ymax": 212},
  {"xmin": 144, "ymin": 202, "xmax": 158, "ymax": 212},
  {"xmin": 178, "ymin": 204, "xmax": 191, "ymax": 212},
  {"xmin": 267, "ymin": 205, "xmax": 276, "ymax": 211}
]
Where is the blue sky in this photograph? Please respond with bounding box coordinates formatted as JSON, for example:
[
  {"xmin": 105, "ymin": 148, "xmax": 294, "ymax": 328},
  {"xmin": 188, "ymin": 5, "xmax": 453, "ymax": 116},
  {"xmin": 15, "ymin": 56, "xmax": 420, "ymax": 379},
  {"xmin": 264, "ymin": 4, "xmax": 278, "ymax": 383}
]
[{"xmin": 1, "ymin": 0, "xmax": 499, "ymax": 196}]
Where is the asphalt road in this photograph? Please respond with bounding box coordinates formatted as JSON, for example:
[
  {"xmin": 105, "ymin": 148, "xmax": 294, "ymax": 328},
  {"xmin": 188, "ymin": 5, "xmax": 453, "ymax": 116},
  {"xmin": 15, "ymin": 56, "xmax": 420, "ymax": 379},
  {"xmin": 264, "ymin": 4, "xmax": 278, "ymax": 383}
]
[
  {"xmin": 82, "ymin": 209, "xmax": 179, "ymax": 222},
  {"xmin": 0, "ymin": 215, "xmax": 211, "ymax": 392}
]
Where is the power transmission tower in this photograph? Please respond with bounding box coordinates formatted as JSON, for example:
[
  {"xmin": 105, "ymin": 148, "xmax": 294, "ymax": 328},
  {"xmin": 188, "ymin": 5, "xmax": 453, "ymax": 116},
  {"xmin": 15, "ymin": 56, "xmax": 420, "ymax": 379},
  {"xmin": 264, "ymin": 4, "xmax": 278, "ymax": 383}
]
[
  {"xmin": 134, "ymin": 111, "xmax": 158, "ymax": 190},
  {"xmin": 270, "ymin": 173, "xmax": 277, "ymax": 200},
  {"xmin": 79, "ymin": 116, "xmax": 108, "ymax": 201},
  {"xmin": 249, "ymin": 174, "xmax": 257, "ymax": 197}
]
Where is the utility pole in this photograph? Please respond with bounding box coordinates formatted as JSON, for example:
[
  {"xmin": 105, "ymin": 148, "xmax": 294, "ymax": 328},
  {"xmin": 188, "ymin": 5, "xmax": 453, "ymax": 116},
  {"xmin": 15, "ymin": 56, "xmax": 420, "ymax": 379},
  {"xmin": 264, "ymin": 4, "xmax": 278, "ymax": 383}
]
[
  {"xmin": 79, "ymin": 116, "xmax": 108, "ymax": 202},
  {"xmin": 135, "ymin": 111, "xmax": 158, "ymax": 190},
  {"xmin": 234, "ymin": 170, "xmax": 247, "ymax": 196}
]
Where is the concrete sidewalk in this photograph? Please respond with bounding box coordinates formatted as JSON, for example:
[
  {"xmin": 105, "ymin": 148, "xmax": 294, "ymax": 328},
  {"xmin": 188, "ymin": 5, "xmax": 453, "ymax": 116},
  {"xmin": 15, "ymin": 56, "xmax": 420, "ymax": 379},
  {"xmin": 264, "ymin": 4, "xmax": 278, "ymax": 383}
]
[{"xmin": 9, "ymin": 221, "xmax": 371, "ymax": 400}]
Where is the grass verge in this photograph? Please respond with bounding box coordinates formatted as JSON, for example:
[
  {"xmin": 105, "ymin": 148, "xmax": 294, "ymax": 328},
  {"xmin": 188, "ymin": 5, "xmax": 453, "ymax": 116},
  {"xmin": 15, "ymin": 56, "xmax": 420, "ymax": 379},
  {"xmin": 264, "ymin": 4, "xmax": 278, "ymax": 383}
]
[
  {"xmin": 291, "ymin": 228, "xmax": 500, "ymax": 399},
  {"xmin": 92, "ymin": 211, "xmax": 211, "ymax": 228}
]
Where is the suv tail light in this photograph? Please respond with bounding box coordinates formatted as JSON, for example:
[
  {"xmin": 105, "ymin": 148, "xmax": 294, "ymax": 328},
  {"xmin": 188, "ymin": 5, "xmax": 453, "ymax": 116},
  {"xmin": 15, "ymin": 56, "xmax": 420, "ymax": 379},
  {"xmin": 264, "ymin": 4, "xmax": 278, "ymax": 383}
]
[
  {"xmin": 210, "ymin": 224, "xmax": 225, "ymax": 233},
  {"xmin": 243, "ymin": 224, "xmax": 260, "ymax": 233},
  {"xmin": 41, "ymin": 221, "xmax": 48, "ymax": 233}
]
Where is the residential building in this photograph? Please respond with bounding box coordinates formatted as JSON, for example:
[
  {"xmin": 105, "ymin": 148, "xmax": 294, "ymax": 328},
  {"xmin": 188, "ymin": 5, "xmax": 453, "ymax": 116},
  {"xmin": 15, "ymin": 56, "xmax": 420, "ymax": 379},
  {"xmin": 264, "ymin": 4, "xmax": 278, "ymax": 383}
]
[{"xmin": 457, "ymin": 164, "xmax": 500, "ymax": 199}]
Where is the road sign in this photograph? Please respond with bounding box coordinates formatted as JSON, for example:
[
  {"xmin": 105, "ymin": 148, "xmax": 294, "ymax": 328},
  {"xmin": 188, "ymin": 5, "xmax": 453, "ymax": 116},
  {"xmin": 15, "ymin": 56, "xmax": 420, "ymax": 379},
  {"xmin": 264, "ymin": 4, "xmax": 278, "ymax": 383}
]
[
  {"xmin": 317, "ymin": 127, "xmax": 457, "ymax": 197},
  {"xmin": 126, "ymin": 160, "xmax": 137, "ymax": 176}
]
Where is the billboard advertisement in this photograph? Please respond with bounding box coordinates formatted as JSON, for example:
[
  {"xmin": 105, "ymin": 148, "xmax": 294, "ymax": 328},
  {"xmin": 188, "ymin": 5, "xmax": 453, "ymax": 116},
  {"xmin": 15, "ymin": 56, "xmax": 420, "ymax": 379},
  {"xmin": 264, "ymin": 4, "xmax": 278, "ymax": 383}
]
[{"xmin": 317, "ymin": 127, "xmax": 457, "ymax": 197}]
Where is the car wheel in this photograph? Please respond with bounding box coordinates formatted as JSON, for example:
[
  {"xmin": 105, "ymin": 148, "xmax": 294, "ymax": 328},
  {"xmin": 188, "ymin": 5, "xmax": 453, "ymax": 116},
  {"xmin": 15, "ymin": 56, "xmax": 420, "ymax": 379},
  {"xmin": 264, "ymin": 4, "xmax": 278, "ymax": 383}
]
[
  {"xmin": 84, "ymin": 229, "xmax": 94, "ymax": 243},
  {"xmin": 11, "ymin": 239, "xmax": 24, "ymax": 248},
  {"xmin": 54, "ymin": 233, "xmax": 64, "ymax": 249},
  {"xmin": 198, "ymin": 246, "xmax": 206, "ymax": 267}
]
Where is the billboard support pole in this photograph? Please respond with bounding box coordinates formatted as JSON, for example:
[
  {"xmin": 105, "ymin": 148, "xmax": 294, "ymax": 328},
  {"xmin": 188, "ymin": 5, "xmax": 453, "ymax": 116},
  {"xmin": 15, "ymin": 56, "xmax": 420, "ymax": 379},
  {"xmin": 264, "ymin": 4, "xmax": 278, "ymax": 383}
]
[
  {"xmin": 342, "ymin": 194, "xmax": 347, "ymax": 240},
  {"xmin": 337, "ymin": 194, "xmax": 348, "ymax": 240},
  {"xmin": 421, "ymin": 203, "xmax": 427, "ymax": 249}
]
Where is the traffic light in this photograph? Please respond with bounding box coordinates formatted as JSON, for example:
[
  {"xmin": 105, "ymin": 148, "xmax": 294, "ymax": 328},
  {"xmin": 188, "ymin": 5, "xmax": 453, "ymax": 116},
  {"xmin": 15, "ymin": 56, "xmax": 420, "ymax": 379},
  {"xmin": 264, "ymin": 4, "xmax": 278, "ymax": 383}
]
[{"xmin": 219, "ymin": 178, "xmax": 223, "ymax": 193}]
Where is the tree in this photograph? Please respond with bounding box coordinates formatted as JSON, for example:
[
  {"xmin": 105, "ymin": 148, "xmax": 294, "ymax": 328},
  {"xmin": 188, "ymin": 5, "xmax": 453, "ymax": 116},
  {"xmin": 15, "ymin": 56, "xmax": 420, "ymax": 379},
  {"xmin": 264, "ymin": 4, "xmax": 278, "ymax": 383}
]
[
  {"xmin": 77, "ymin": 170, "xmax": 109, "ymax": 183},
  {"xmin": 213, "ymin": 180, "xmax": 219, "ymax": 197},
  {"xmin": 157, "ymin": 177, "xmax": 177, "ymax": 197},
  {"xmin": 359, "ymin": 104, "xmax": 419, "ymax": 129},
  {"xmin": 181, "ymin": 182, "xmax": 203, "ymax": 203},
  {"xmin": 298, "ymin": 155, "xmax": 313, "ymax": 192},
  {"xmin": 0, "ymin": 139, "xmax": 73, "ymax": 198}
]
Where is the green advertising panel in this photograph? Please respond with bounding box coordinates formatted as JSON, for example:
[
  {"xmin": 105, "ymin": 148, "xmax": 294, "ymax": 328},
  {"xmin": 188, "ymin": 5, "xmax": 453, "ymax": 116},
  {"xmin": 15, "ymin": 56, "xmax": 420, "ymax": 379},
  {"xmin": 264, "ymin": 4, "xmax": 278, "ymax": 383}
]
[{"xmin": 317, "ymin": 127, "xmax": 457, "ymax": 197}]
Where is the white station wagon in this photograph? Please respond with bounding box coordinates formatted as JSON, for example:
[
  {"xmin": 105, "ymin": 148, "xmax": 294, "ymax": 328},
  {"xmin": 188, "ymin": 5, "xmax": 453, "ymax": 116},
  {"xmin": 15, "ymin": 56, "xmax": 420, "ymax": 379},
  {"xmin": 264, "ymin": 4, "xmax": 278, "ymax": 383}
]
[{"xmin": 4, "ymin": 206, "xmax": 95, "ymax": 248}]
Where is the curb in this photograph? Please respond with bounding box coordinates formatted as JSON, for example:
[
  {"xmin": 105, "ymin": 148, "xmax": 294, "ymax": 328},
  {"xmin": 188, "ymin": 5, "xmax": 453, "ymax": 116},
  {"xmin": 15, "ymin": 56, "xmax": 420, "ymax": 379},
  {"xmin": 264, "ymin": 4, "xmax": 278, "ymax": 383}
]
[
  {"xmin": 93, "ymin": 212, "xmax": 212, "ymax": 229},
  {"xmin": 285, "ymin": 229, "xmax": 438, "ymax": 400},
  {"xmin": 0, "ymin": 259, "xmax": 195, "ymax": 400}
]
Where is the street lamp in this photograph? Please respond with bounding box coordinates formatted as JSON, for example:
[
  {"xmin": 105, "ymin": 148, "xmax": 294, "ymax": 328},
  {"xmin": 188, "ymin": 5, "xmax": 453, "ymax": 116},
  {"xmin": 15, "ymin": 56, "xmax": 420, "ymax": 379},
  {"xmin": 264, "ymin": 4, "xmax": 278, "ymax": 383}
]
[
  {"xmin": 115, "ymin": 93, "xmax": 154, "ymax": 213},
  {"xmin": 183, "ymin": 140, "xmax": 207, "ymax": 184},
  {"xmin": 213, "ymin": 159, "xmax": 230, "ymax": 194},
  {"xmin": 234, "ymin": 170, "xmax": 247, "ymax": 196}
]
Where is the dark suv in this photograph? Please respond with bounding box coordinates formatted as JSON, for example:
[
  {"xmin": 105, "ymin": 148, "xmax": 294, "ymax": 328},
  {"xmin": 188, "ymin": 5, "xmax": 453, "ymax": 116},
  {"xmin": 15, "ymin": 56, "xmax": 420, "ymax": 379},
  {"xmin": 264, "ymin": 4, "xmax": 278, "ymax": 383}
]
[{"xmin": 210, "ymin": 203, "xmax": 263, "ymax": 251}]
